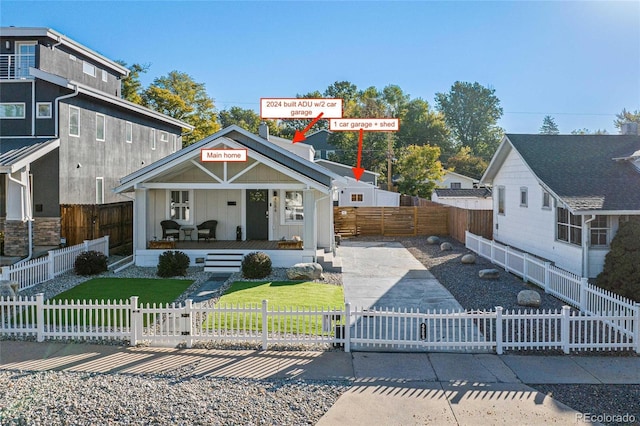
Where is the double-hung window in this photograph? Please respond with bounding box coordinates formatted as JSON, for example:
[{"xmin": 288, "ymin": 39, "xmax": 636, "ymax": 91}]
[
  {"xmin": 590, "ymin": 215, "xmax": 609, "ymax": 247},
  {"xmin": 284, "ymin": 191, "xmax": 304, "ymax": 223},
  {"xmin": 557, "ymin": 207, "xmax": 582, "ymax": 246},
  {"xmin": 169, "ymin": 190, "xmax": 191, "ymax": 223},
  {"xmin": 69, "ymin": 106, "xmax": 80, "ymax": 137},
  {"xmin": 96, "ymin": 113, "xmax": 105, "ymax": 141}
]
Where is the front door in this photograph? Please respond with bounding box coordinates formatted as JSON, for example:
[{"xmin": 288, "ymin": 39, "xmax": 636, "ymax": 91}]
[{"xmin": 246, "ymin": 189, "xmax": 269, "ymax": 240}]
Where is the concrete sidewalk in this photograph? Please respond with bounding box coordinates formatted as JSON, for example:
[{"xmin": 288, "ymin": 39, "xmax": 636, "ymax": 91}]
[{"xmin": 1, "ymin": 341, "xmax": 639, "ymax": 425}]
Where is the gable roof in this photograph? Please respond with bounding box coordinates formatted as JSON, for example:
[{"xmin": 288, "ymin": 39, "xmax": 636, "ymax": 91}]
[
  {"xmin": 482, "ymin": 134, "xmax": 640, "ymax": 213},
  {"xmin": 115, "ymin": 125, "xmax": 337, "ymax": 193},
  {"xmin": 434, "ymin": 188, "xmax": 492, "ymax": 198}
]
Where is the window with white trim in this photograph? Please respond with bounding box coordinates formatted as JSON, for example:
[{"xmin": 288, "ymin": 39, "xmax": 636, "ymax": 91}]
[
  {"xmin": 125, "ymin": 121, "xmax": 132, "ymax": 143},
  {"xmin": 151, "ymin": 129, "xmax": 156, "ymax": 150},
  {"xmin": 95, "ymin": 177, "xmax": 104, "ymax": 204},
  {"xmin": 160, "ymin": 131, "xmax": 168, "ymax": 143},
  {"xmin": 450, "ymin": 182, "xmax": 462, "ymax": 189},
  {"xmin": 83, "ymin": 61, "xmax": 96, "ymax": 77},
  {"xmin": 0, "ymin": 103, "xmax": 26, "ymax": 119},
  {"xmin": 96, "ymin": 113, "xmax": 105, "ymax": 141},
  {"xmin": 36, "ymin": 102, "xmax": 52, "ymax": 118},
  {"xmin": 101, "ymin": 70, "xmax": 108, "ymax": 82},
  {"xmin": 542, "ymin": 190, "xmax": 551, "ymax": 210},
  {"xmin": 69, "ymin": 106, "xmax": 80, "ymax": 136},
  {"xmin": 497, "ymin": 186, "xmax": 505, "ymax": 215},
  {"xmin": 557, "ymin": 207, "xmax": 582, "ymax": 246},
  {"xmin": 520, "ymin": 187, "xmax": 528, "ymax": 207},
  {"xmin": 284, "ymin": 191, "xmax": 304, "ymax": 223},
  {"xmin": 590, "ymin": 215, "xmax": 609, "ymax": 247},
  {"xmin": 351, "ymin": 193, "xmax": 364, "ymax": 202},
  {"xmin": 169, "ymin": 190, "xmax": 191, "ymax": 223}
]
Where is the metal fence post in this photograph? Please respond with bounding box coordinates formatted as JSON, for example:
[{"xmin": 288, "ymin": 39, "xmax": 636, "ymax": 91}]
[
  {"xmin": 262, "ymin": 299, "xmax": 268, "ymax": 351},
  {"xmin": 130, "ymin": 296, "xmax": 139, "ymax": 346},
  {"xmin": 495, "ymin": 306, "xmax": 503, "ymax": 355},
  {"xmin": 561, "ymin": 306, "xmax": 571, "ymax": 354},
  {"xmin": 344, "ymin": 302, "xmax": 351, "ymax": 353},
  {"xmin": 36, "ymin": 293, "xmax": 45, "ymax": 342}
]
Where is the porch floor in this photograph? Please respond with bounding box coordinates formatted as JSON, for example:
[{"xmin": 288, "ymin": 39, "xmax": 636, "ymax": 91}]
[{"xmin": 163, "ymin": 240, "xmax": 289, "ymax": 251}]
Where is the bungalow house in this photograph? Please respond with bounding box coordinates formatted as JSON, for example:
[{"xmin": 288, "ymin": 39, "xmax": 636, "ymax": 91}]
[
  {"xmin": 480, "ymin": 132, "xmax": 640, "ymax": 278},
  {"xmin": 114, "ymin": 125, "xmax": 341, "ymax": 270},
  {"xmin": 436, "ymin": 170, "xmax": 479, "ymax": 189}
]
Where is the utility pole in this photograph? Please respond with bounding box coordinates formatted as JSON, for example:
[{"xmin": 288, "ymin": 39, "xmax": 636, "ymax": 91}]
[{"xmin": 387, "ymin": 133, "xmax": 393, "ymax": 191}]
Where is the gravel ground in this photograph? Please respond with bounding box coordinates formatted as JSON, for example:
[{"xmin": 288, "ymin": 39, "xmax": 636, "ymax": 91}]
[{"xmin": 346, "ymin": 235, "xmax": 640, "ymax": 426}]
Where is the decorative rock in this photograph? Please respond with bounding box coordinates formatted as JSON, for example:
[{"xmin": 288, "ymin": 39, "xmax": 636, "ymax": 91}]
[
  {"xmin": 517, "ymin": 290, "xmax": 541, "ymax": 308},
  {"xmin": 479, "ymin": 269, "xmax": 500, "ymax": 279},
  {"xmin": 426, "ymin": 236, "xmax": 440, "ymax": 245},
  {"xmin": 286, "ymin": 263, "xmax": 323, "ymax": 280},
  {"xmin": 0, "ymin": 280, "xmax": 18, "ymax": 298},
  {"xmin": 440, "ymin": 242, "xmax": 453, "ymax": 251},
  {"xmin": 461, "ymin": 254, "xmax": 476, "ymax": 264}
]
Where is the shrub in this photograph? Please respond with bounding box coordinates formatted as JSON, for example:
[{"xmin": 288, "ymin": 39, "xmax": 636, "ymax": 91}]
[
  {"xmin": 595, "ymin": 220, "xmax": 640, "ymax": 302},
  {"xmin": 242, "ymin": 251, "xmax": 272, "ymax": 279},
  {"xmin": 74, "ymin": 250, "xmax": 108, "ymax": 276},
  {"xmin": 157, "ymin": 250, "xmax": 190, "ymax": 277}
]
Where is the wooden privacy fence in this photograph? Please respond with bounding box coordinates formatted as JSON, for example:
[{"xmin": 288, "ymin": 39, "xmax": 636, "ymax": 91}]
[
  {"xmin": 334, "ymin": 206, "xmax": 449, "ymax": 237},
  {"xmin": 60, "ymin": 202, "xmax": 133, "ymax": 248},
  {"xmin": 334, "ymin": 206, "xmax": 493, "ymax": 241}
]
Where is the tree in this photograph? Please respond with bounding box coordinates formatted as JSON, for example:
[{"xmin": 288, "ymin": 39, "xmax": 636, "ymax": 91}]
[
  {"xmin": 570, "ymin": 128, "xmax": 608, "ymax": 135},
  {"xmin": 141, "ymin": 71, "xmax": 220, "ymax": 145},
  {"xmin": 397, "ymin": 98, "xmax": 452, "ymax": 158},
  {"xmin": 395, "ymin": 144, "xmax": 443, "ymax": 198},
  {"xmin": 435, "ymin": 81, "xmax": 503, "ymax": 161},
  {"xmin": 596, "ymin": 219, "xmax": 640, "ymax": 302},
  {"xmin": 614, "ymin": 108, "xmax": 640, "ymax": 130},
  {"xmin": 116, "ymin": 61, "xmax": 149, "ymax": 104},
  {"xmin": 218, "ymin": 106, "xmax": 281, "ymax": 135},
  {"xmin": 539, "ymin": 115, "xmax": 559, "ymax": 135},
  {"xmin": 445, "ymin": 146, "xmax": 488, "ymax": 179}
]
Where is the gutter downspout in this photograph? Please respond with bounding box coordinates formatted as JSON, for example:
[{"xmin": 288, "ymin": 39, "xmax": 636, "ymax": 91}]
[{"xmin": 582, "ymin": 214, "xmax": 596, "ymax": 277}]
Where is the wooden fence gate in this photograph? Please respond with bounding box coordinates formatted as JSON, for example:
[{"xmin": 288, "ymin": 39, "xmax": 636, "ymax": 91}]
[{"xmin": 60, "ymin": 202, "xmax": 133, "ymax": 248}]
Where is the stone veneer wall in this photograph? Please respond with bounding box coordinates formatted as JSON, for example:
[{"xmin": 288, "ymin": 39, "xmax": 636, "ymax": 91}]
[
  {"xmin": 3, "ymin": 220, "xmax": 28, "ymax": 257},
  {"xmin": 33, "ymin": 217, "xmax": 61, "ymax": 246}
]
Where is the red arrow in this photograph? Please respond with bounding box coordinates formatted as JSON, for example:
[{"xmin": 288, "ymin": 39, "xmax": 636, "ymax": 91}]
[
  {"xmin": 292, "ymin": 112, "xmax": 324, "ymax": 143},
  {"xmin": 352, "ymin": 128, "xmax": 365, "ymax": 181}
]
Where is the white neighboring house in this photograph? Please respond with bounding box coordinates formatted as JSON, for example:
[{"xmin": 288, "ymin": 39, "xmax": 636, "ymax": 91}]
[
  {"xmin": 431, "ymin": 188, "xmax": 492, "ymax": 210},
  {"xmin": 436, "ymin": 171, "xmax": 479, "ymax": 189},
  {"xmin": 481, "ymin": 132, "xmax": 640, "ymax": 278}
]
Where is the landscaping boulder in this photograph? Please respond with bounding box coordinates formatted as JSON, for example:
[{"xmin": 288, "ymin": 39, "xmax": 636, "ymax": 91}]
[
  {"xmin": 0, "ymin": 280, "xmax": 18, "ymax": 299},
  {"xmin": 440, "ymin": 242, "xmax": 453, "ymax": 251},
  {"xmin": 426, "ymin": 236, "xmax": 440, "ymax": 245},
  {"xmin": 287, "ymin": 263, "xmax": 323, "ymax": 280},
  {"xmin": 479, "ymin": 269, "xmax": 500, "ymax": 279},
  {"xmin": 517, "ymin": 290, "xmax": 541, "ymax": 308},
  {"xmin": 461, "ymin": 254, "xmax": 476, "ymax": 264}
]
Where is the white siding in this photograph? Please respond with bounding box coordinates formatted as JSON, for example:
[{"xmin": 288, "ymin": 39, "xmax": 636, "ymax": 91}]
[
  {"xmin": 194, "ymin": 189, "xmax": 242, "ymax": 240},
  {"xmin": 437, "ymin": 172, "xmax": 477, "ymax": 189},
  {"xmin": 492, "ymin": 148, "xmax": 583, "ymax": 276}
]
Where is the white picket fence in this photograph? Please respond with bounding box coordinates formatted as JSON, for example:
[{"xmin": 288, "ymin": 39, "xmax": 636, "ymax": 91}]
[
  {"xmin": 0, "ymin": 236, "xmax": 110, "ymax": 291},
  {"xmin": 1, "ymin": 294, "xmax": 637, "ymax": 353}
]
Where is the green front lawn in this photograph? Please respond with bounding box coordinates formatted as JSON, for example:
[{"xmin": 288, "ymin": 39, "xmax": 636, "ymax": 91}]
[
  {"xmin": 205, "ymin": 281, "xmax": 344, "ymax": 334},
  {"xmin": 51, "ymin": 277, "xmax": 193, "ymax": 305}
]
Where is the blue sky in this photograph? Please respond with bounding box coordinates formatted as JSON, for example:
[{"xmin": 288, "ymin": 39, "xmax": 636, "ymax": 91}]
[{"xmin": 2, "ymin": 1, "xmax": 639, "ymax": 134}]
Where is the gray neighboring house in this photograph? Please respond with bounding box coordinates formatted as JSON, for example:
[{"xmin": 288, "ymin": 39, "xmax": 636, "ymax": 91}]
[
  {"xmin": 0, "ymin": 27, "xmax": 192, "ymax": 257},
  {"xmin": 304, "ymin": 129, "xmax": 338, "ymax": 160},
  {"xmin": 481, "ymin": 131, "xmax": 640, "ymax": 277}
]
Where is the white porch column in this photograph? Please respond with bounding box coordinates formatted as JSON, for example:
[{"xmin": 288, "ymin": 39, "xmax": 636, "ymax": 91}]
[
  {"xmin": 303, "ymin": 189, "xmax": 316, "ymax": 250},
  {"xmin": 6, "ymin": 169, "xmax": 30, "ymax": 220},
  {"xmin": 134, "ymin": 187, "xmax": 148, "ymax": 251}
]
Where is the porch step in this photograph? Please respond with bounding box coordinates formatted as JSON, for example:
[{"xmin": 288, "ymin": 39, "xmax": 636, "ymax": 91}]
[
  {"xmin": 316, "ymin": 248, "xmax": 342, "ymax": 273},
  {"xmin": 204, "ymin": 253, "xmax": 244, "ymax": 273}
]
